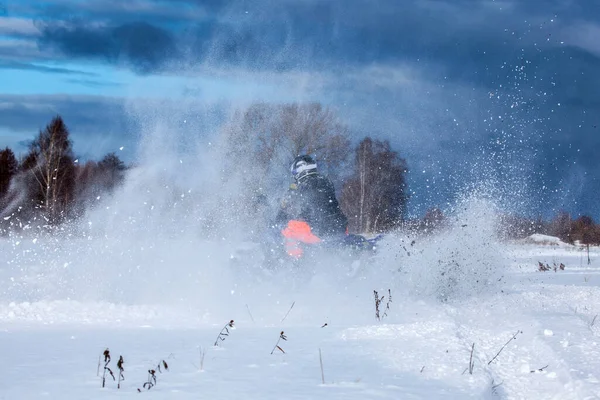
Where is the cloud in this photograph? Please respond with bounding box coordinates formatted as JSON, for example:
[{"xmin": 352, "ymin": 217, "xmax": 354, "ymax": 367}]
[
  {"xmin": 3, "ymin": 0, "xmax": 600, "ymax": 217},
  {"xmin": 20, "ymin": 0, "xmax": 593, "ymax": 81},
  {"xmin": 36, "ymin": 20, "xmax": 179, "ymax": 73},
  {"xmin": 562, "ymin": 22, "xmax": 600, "ymax": 57},
  {"xmin": 0, "ymin": 16, "xmax": 39, "ymax": 36},
  {"xmin": 64, "ymin": 78, "xmax": 122, "ymax": 87},
  {"xmin": 2, "ymin": 0, "xmax": 592, "ymax": 75},
  {"xmin": 0, "ymin": 37, "xmax": 49, "ymax": 62},
  {"xmin": 0, "ymin": 94, "xmax": 134, "ymax": 159},
  {"xmin": 27, "ymin": 0, "xmax": 581, "ymax": 81},
  {"xmin": 13, "ymin": 0, "xmax": 217, "ymax": 24},
  {"xmin": 0, "ymin": 60, "xmax": 96, "ymax": 75}
]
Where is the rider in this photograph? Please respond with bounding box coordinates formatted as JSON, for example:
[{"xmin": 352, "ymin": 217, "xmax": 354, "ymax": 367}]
[{"xmin": 276, "ymin": 155, "xmax": 348, "ymax": 242}]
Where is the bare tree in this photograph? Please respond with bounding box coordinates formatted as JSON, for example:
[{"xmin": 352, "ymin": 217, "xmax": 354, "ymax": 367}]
[
  {"xmin": 222, "ymin": 102, "xmax": 350, "ymax": 186},
  {"xmin": 263, "ymin": 103, "xmax": 351, "ymax": 177},
  {"xmin": 214, "ymin": 102, "xmax": 352, "ymax": 235},
  {"xmin": 71, "ymin": 152, "xmax": 126, "ymax": 215},
  {"xmin": 97, "ymin": 152, "xmax": 126, "ymax": 192},
  {"xmin": 341, "ymin": 137, "xmax": 408, "ymax": 233},
  {"xmin": 422, "ymin": 207, "xmax": 446, "ymax": 232},
  {"xmin": 571, "ymin": 215, "xmax": 597, "ymax": 263},
  {"xmin": 548, "ymin": 210, "xmax": 572, "ymax": 243},
  {"xmin": 21, "ymin": 115, "xmax": 76, "ymax": 224}
]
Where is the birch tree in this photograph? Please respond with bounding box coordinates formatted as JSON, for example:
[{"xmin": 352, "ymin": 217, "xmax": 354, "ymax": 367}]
[
  {"xmin": 341, "ymin": 137, "xmax": 408, "ymax": 233},
  {"xmin": 21, "ymin": 115, "xmax": 75, "ymax": 224}
]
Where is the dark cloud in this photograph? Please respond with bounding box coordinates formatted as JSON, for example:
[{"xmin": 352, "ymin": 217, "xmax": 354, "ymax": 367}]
[
  {"xmin": 17, "ymin": 0, "xmax": 221, "ymax": 25},
  {"xmin": 30, "ymin": 0, "xmax": 600, "ymax": 82},
  {"xmin": 37, "ymin": 20, "xmax": 178, "ymax": 74}
]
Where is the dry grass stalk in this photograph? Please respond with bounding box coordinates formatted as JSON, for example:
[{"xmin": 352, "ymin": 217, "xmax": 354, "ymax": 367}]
[
  {"xmin": 142, "ymin": 369, "xmax": 157, "ymax": 390},
  {"xmin": 488, "ymin": 330, "xmax": 522, "ymax": 365},
  {"xmin": 214, "ymin": 320, "xmax": 235, "ymax": 346},
  {"xmin": 271, "ymin": 331, "xmax": 288, "ymax": 354},
  {"xmin": 281, "ymin": 301, "xmax": 296, "ymax": 323},
  {"xmin": 469, "ymin": 343, "xmax": 475, "ymax": 374},
  {"xmin": 374, "ymin": 289, "xmax": 392, "ymax": 320},
  {"xmin": 200, "ymin": 346, "xmax": 206, "ymax": 371},
  {"xmin": 101, "ymin": 348, "xmax": 115, "ymax": 388},
  {"xmin": 374, "ymin": 290, "xmax": 384, "ymax": 320},
  {"xmin": 319, "ymin": 348, "xmax": 325, "ymax": 384},
  {"xmin": 246, "ymin": 304, "xmax": 255, "ymax": 323},
  {"xmin": 117, "ymin": 356, "xmax": 125, "ymax": 389}
]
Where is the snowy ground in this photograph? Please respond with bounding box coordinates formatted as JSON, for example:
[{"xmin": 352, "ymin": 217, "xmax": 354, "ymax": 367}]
[{"xmin": 1, "ymin": 230, "xmax": 599, "ymax": 399}]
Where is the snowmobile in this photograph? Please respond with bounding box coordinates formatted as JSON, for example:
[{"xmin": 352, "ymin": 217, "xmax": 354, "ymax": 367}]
[
  {"xmin": 279, "ymin": 220, "xmax": 382, "ymax": 260},
  {"xmin": 230, "ymin": 219, "xmax": 384, "ymax": 271}
]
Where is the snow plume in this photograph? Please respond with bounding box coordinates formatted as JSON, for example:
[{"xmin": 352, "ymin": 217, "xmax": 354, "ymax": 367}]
[
  {"xmin": 0, "ymin": 97, "xmax": 511, "ymax": 326},
  {"xmin": 0, "ymin": 80, "xmax": 514, "ymax": 328},
  {"xmin": 0, "ymin": 98, "xmax": 375, "ymax": 326},
  {"xmin": 379, "ymin": 192, "xmax": 507, "ymax": 303}
]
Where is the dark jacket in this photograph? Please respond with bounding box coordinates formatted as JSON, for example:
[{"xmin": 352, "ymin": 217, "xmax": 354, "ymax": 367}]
[{"xmin": 277, "ymin": 172, "xmax": 348, "ymax": 238}]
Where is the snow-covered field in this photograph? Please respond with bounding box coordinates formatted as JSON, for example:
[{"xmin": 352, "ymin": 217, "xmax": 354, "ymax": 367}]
[{"xmin": 1, "ymin": 221, "xmax": 599, "ymax": 399}]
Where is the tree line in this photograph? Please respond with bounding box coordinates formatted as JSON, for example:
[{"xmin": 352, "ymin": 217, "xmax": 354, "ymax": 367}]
[
  {"xmin": 412, "ymin": 206, "xmax": 600, "ymax": 246},
  {"xmin": 1, "ymin": 104, "xmax": 410, "ymax": 235},
  {"xmin": 4, "ymin": 104, "xmax": 595, "ymax": 243},
  {"xmin": 506, "ymin": 211, "xmax": 600, "ymax": 246},
  {"xmin": 0, "ymin": 115, "xmax": 126, "ymax": 233},
  {"xmin": 216, "ymin": 102, "xmax": 409, "ymax": 234}
]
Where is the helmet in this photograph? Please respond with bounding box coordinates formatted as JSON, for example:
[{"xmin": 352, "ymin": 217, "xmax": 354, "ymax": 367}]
[{"xmin": 290, "ymin": 155, "xmax": 317, "ymax": 181}]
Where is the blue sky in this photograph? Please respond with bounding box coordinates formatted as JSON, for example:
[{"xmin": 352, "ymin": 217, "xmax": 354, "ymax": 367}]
[{"xmin": 0, "ymin": 0, "xmax": 599, "ymax": 218}]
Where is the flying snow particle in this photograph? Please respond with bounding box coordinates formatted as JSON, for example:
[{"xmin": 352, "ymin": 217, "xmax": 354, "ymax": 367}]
[{"xmin": 119, "ymin": 147, "xmax": 124, "ymax": 150}]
